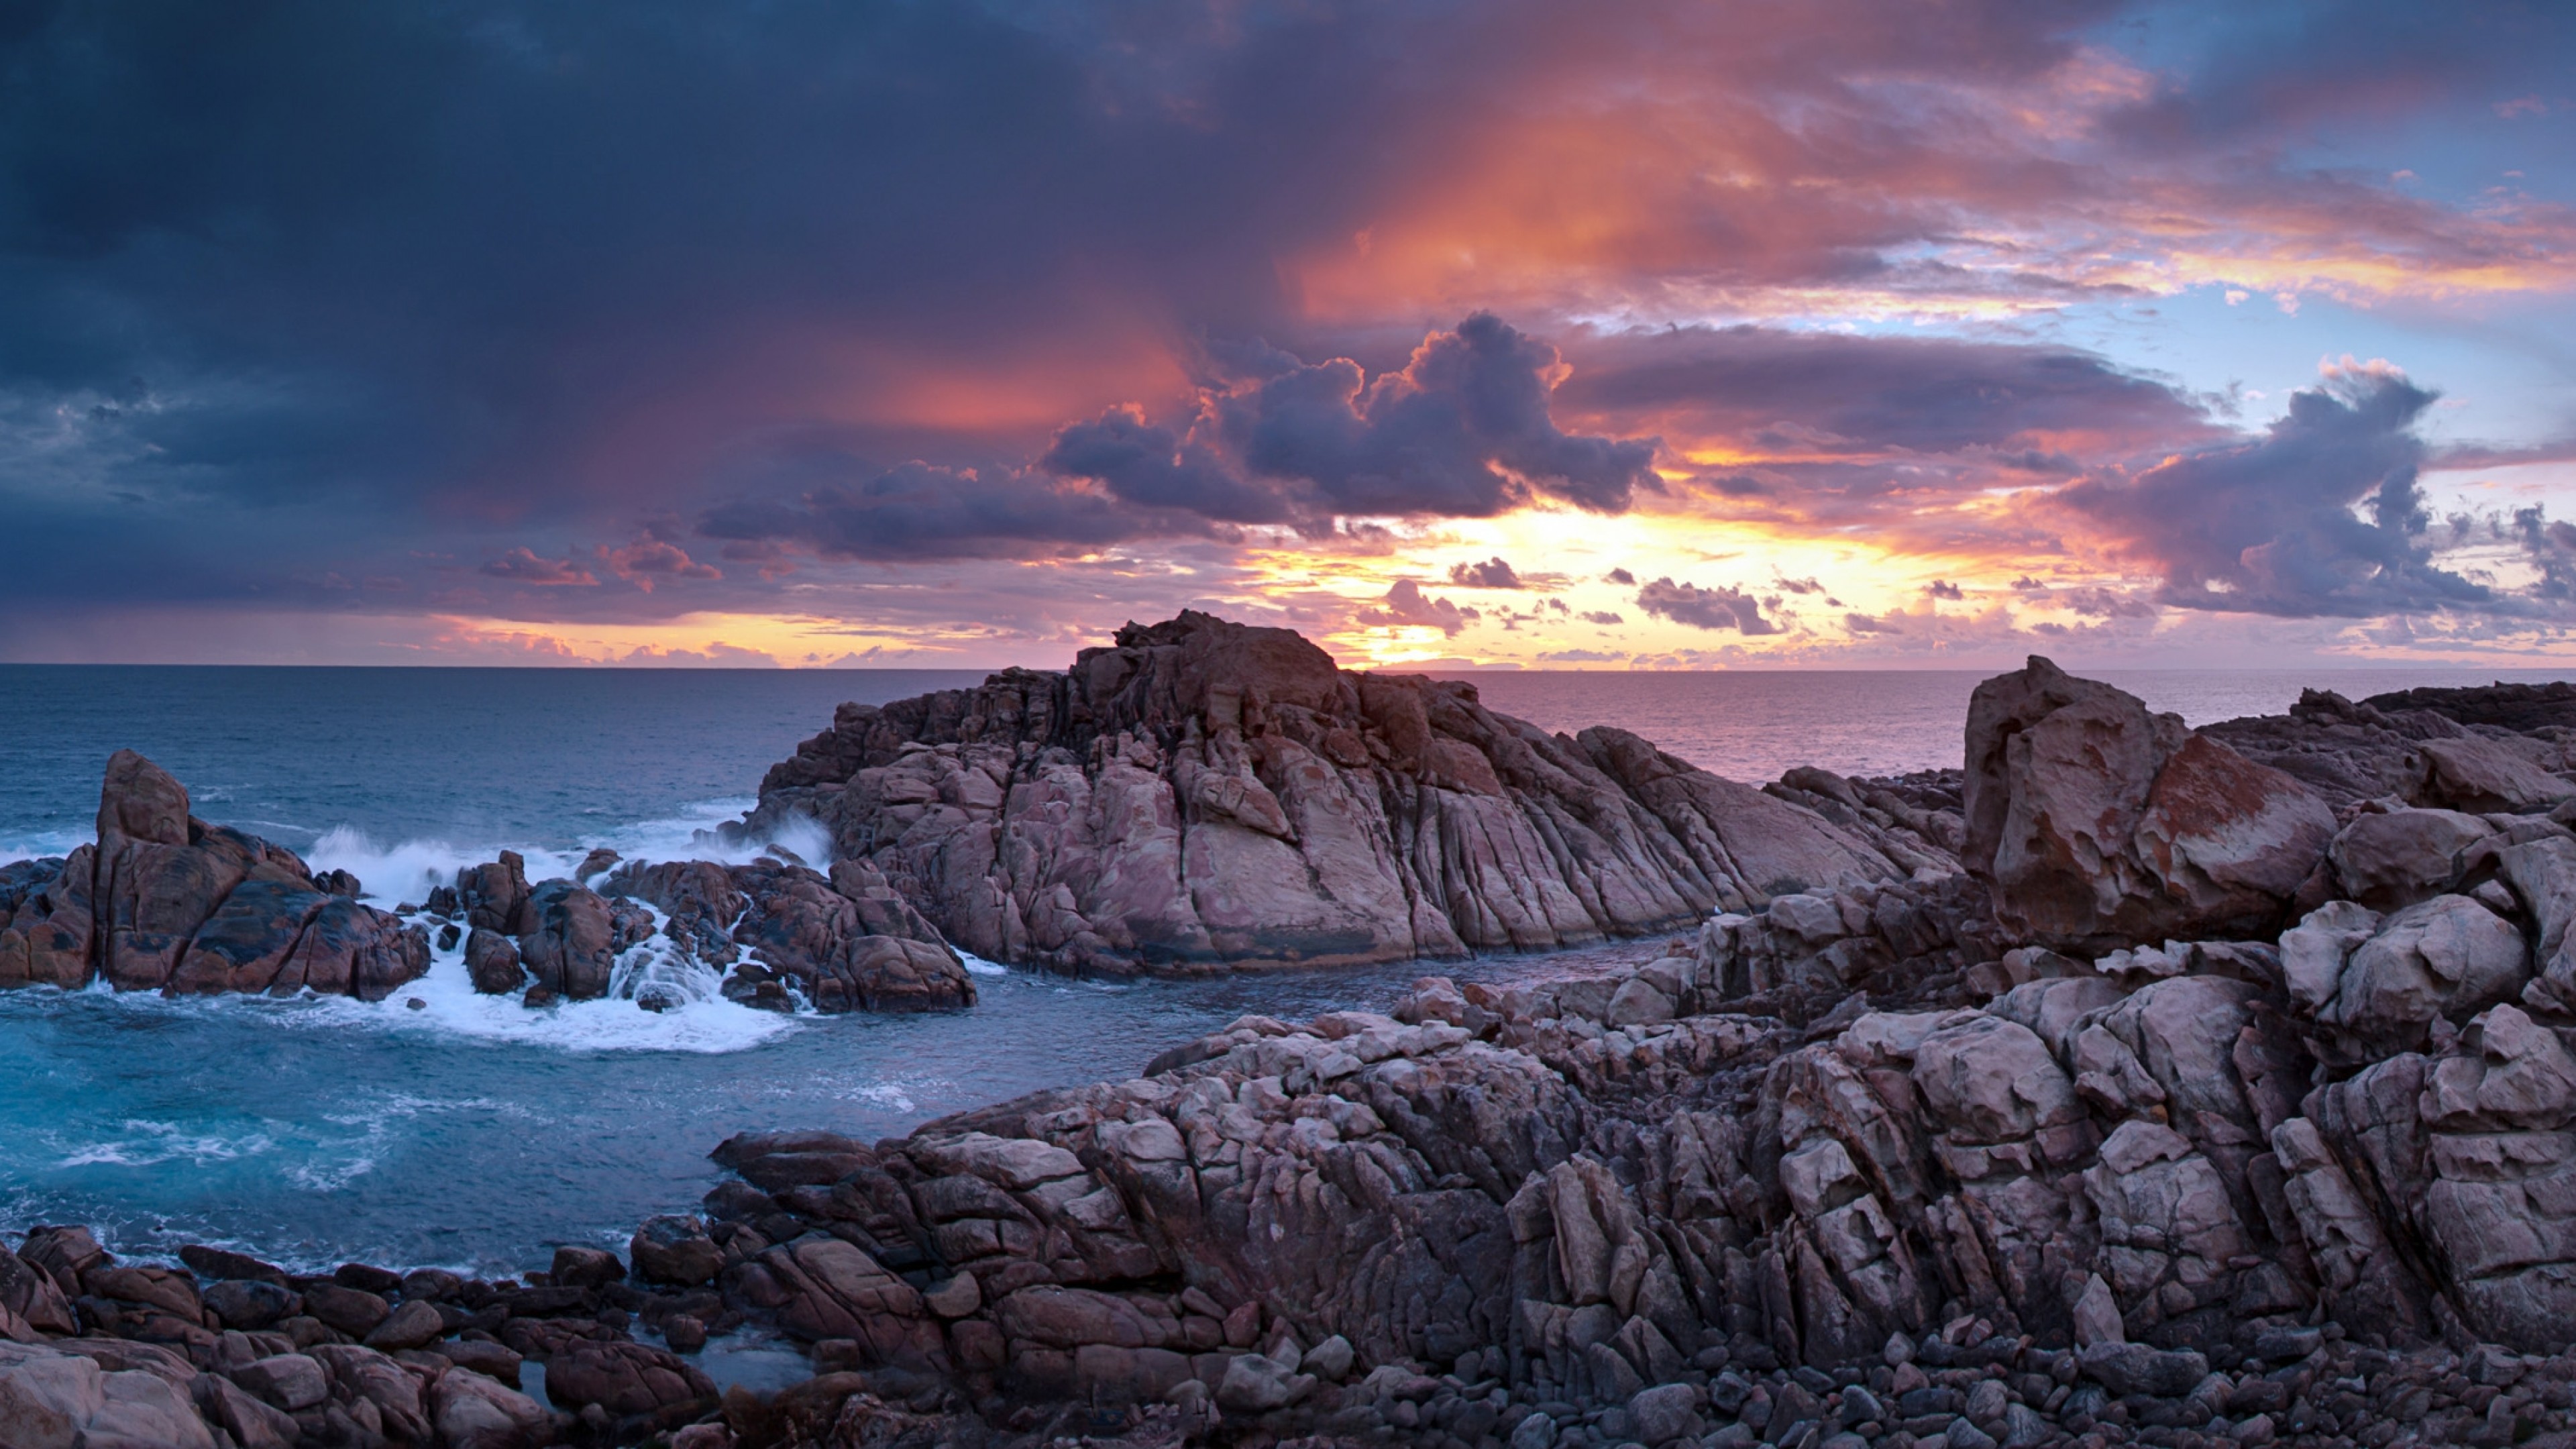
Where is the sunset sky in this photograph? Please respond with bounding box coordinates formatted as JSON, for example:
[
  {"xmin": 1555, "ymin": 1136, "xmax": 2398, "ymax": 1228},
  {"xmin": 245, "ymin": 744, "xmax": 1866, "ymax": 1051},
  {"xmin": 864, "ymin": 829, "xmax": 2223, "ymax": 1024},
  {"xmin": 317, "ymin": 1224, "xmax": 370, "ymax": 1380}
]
[{"xmin": 5, "ymin": 1, "xmax": 2575, "ymax": 670}]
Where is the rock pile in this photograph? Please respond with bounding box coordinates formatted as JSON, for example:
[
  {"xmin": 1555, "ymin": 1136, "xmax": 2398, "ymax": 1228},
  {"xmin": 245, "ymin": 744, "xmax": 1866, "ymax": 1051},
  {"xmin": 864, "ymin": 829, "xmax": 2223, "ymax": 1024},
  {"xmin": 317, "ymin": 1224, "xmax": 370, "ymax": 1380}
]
[
  {"xmin": 729, "ymin": 611, "xmax": 1930, "ymax": 975},
  {"xmin": 0, "ymin": 1224, "xmax": 719, "ymax": 1448},
  {"xmin": 0, "ymin": 751, "xmax": 427, "ymax": 999},
  {"xmin": 413, "ymin": 853, "xmax": 977, "ymax": 1014}
]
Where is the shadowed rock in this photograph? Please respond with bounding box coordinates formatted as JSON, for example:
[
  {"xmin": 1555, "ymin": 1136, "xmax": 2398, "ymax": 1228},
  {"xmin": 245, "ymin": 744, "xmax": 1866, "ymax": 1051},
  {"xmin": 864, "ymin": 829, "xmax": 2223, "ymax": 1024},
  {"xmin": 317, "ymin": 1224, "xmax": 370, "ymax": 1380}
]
[
  {"xmin": 731, "ymin": 610, "xmax": 1918, "ymax": 975},
  {"xmin": 0, "ymin": 753, "xmax": 426, "ymax": 1000}
]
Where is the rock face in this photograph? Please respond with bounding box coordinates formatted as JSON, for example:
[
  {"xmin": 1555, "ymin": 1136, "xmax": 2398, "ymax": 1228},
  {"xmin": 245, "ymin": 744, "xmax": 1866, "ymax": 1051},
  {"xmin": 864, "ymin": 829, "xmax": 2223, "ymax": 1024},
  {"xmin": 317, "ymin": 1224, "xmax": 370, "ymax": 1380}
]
[
  {"xmin": 1965, "ymin": 657, "xmax": 2336, "ymax": 951},
  {"xmin": 0, "ymin": 751, "xmax": 427, "ymax": 1000},
  {"xmin": 417, "ymin": 851, "xmax": 978, "ymax": 1014},
  {"xmin": 733, "ymin": 610, "xmax": 1917, "ymax": 974}
]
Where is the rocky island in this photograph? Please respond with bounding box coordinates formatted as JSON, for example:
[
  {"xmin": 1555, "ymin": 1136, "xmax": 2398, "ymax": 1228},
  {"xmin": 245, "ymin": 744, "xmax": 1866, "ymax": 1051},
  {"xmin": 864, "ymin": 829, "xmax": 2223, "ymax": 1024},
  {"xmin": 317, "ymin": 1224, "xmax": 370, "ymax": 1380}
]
[{"xmin": 11, "ymin": 619, "xmax": 2576, "ymax": 1449}]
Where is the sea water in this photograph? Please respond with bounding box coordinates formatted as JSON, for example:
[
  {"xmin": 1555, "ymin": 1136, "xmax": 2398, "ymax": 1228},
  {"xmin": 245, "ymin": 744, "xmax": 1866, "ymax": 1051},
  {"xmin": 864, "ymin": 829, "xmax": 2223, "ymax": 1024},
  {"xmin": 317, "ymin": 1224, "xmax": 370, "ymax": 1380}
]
[{"xmin": 0, "ymin": 662, "xmax": 2565, "ymax": 1277}]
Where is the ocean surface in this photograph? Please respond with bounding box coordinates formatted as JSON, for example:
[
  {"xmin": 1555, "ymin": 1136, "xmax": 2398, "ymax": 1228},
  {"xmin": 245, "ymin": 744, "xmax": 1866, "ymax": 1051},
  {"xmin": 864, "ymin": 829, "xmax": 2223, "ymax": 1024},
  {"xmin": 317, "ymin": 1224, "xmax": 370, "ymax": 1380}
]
[{"xmin": 2, "ymin": 662, "xmax": 2568, "ymax": 1285}]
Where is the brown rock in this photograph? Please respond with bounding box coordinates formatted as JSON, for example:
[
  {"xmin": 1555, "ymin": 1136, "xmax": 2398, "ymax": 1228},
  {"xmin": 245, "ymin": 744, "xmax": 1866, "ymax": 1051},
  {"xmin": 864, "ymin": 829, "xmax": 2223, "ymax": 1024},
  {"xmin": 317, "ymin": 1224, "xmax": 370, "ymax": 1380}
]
[
  {"xmin": 542, "ymin": 1338, "xmax": 714, "ymax": 1417},
  {"xmin": 300, "ymin": 1282, "xmax": 390, "ymax": 1338},
  {"xmin": 464, "ymin": 927, "xmax": 525, "ymax": 994},
  {"xmin": 1966, "ymin": 656, "xmax": 2332, "ymax": 949},
  {"xmin": 727, "ymin": 610, "xmax": 1905, "ymax": 976},
  {"xmin": 629, "ymin": 1216, "xmax": 723, "ymax": 1288}
]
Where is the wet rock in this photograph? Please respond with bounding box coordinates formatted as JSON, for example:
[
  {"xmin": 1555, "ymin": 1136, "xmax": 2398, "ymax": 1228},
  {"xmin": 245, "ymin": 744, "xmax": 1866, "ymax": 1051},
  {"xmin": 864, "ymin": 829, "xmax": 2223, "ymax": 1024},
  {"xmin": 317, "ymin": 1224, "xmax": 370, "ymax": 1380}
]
[
  {"xmin": 630, "ymin": 1215, "xmax": 723, "ymax": 1287},
  {"xmin": 517, "ymin": 882, "xmax": 641, "ymax": 1001},
  {"xmin": 614, "ymin": 857, "xmax": 977, "ymax": 1012},
  {"xmin": 458, "ymin": 852, "xmax": 533, "ymax": 934},
  {"xmin": 464, "ymin": 927, "xmax": 525, "ymax": 995},
  {"xmin": 549, "ymin": 1245, "xmax": 624, "ymax": 1290},
  {"xmin": 0, "ymin": 753, "xmax": 428, "ymax": 1001}
]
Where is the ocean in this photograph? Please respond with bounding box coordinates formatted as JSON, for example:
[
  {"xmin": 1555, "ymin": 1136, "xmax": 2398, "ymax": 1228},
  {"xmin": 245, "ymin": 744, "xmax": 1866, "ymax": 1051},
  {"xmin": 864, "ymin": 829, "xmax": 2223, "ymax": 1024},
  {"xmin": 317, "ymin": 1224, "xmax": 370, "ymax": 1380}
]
[{"xmin": 0, "ymin": 662, "xmax": 2564, "ymax": 1286}]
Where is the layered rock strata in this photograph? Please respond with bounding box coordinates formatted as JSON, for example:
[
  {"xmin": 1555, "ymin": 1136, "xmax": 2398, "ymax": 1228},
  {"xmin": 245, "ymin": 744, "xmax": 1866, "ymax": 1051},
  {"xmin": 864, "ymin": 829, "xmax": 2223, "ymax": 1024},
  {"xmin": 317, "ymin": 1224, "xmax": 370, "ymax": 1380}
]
[
  {"xmin": 0, "ymin": 751, "xmax": 427, "ymax": 999},
  {"xmin": 731, "ymin": 612, "xmax": 1926, "ymax": 975}
]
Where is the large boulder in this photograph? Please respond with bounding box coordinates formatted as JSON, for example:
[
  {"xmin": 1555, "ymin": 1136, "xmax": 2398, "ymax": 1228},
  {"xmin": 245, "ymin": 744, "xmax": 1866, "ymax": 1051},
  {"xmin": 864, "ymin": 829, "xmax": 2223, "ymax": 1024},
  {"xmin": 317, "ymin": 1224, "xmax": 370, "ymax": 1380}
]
[
  {"xmin": 726, "ymin": 610, "xmax": 1913, "ymax": 975},
  {"xmin": 1965, "ymin": 657, "xmax": 2333, "ymax": 949},
  {"xmin": 0, "ymin": 753, "xmax": 425, "ymax": 1000}
]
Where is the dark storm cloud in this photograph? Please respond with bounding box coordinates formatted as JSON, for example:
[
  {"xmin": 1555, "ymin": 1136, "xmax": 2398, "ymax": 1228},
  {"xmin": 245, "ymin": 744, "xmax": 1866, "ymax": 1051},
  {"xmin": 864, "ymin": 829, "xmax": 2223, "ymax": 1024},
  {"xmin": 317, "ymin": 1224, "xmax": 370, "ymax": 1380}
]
[
  {"xmin": 696, "ymin": 462, "xmax": 1179, "ymax": 564},
  {"xmin": 1035, "ymin": 407, "xmax": 1295, "ymax": 525},
  {"xmin": 0, "ymin": 0, "xmax": 1524, "ymax": 611},
  {"xmin": 1558, "ymin": 326, "xmax": 2214, "ymax": 458},
  {"xmin": 1043, "ymin": 314, "xmax": 1662, "ymax": 524},
  {"xmin": 1635, "ymin": 578, "xmax": 1778, "ymax": 635},
  {"xmin": 2053, "ymin": 368, "xmax": 2492, "ymax": 618},
  {"xmin": 482, "ymin": 549, "xmax": 598, "ymax": 586}
]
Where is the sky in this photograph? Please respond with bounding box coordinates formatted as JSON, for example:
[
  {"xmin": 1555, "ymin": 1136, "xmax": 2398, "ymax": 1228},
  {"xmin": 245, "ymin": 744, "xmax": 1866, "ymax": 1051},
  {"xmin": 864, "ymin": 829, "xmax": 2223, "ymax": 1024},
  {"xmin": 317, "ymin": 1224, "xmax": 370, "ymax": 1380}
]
[{"xmin": 5, "ymin": 1, "xmax": 2576, "ymax": 672}]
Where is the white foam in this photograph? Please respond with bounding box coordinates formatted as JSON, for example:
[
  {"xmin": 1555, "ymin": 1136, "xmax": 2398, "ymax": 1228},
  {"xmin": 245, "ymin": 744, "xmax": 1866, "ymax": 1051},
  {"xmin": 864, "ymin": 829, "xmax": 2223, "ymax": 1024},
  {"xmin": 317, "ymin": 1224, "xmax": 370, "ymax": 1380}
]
[
  {"xmin": 0, "ymin": 829, "xmax": 86, "ymax": 868},
  {"xmin": 256, "ymin": 904, "xmax": 805, "ymax": 1055},
  {"xmin": 301, "ymin": 799, "xmax": 833, "ymax": 906},
  {"xmin": 306, "ymin": 827, "xmax": 590, "ymax": 907},
  {"xmin": 959, "ymin": 952, "xmax": 1008, "ymax": 977},
  {"xmin": 57, "ymin": 1120, "xmax": 278, "ymax": 1169}
]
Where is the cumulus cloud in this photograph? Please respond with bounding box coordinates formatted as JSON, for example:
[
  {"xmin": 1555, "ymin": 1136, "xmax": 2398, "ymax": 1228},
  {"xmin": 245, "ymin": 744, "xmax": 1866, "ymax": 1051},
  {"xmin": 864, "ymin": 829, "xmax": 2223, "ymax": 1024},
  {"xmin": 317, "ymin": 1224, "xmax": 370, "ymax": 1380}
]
[
  {"xmin": 1579, "ymin": 610, "xmax": 1624, "ymax": 625},
  {"xmin": 1926, "ymin": 579, "xmax": 1964, "ymax": 600},
  {"xmin": 2053, "ymin": 364, "xmax": 2491, "ymax": 618},
  {"xmin": 698, "ymin": 462, "xmax": 1172, "ymax": 562},
  {"xmin": 1045, "ymin": 315, "xmax": 1660, "ymax": 524},
  {"xmin": 1035, "ymin": 406, "xmax": 1293, "ymax": 525},
  {"xmin": 1356, "ymin": 580, "xmax": 1480, "ymax": 636},
  {"xmin": 1448, "ymin": 557, "xmax": 1523, "ymax": 588},
  {"xmin": 602, "ymin": 539, "xmax": 720, "ymax": 592},
  {"xmin": 1635, "ymin": 577, "xmax": 1778, "ymax": 635},
  {"xmin": 482, "ymin": 549, "xmax": 598, "ymax": 586},
  {"xmin": 1605, "ymin": 568, "xmax": 1635, "ymax": 585}
]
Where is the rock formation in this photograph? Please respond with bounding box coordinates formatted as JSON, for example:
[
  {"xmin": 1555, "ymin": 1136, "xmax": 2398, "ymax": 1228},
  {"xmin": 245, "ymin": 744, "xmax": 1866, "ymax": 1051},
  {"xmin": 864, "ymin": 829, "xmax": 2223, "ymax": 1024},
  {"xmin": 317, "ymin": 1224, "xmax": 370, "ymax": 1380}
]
[
  {"xmin": 0, "ymin": 751, "xmax": 427, "ymax": 1000},
  {"xmin": 19, "ymin": 655, "xmax": 2576, "ymax": 1448},
  {"xmin": 411, "ymin": 851, "xmax": 978, "ymax": 1014},
  {"xmin": 731, "ymin": 612, "xmax": 1929, "ymax": 975}
]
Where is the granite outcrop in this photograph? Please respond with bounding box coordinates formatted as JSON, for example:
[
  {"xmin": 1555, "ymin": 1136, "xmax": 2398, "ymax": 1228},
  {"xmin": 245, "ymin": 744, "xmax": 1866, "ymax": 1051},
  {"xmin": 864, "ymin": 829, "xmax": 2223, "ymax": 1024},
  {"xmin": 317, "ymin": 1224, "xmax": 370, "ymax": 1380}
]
[
  {"xmin": 729, "ymin": 612, "xmax": 1927, "ymax": 975},
  {"xmin": 0, "ymin": 751, "xmax": 427, "ymax": 1000}
]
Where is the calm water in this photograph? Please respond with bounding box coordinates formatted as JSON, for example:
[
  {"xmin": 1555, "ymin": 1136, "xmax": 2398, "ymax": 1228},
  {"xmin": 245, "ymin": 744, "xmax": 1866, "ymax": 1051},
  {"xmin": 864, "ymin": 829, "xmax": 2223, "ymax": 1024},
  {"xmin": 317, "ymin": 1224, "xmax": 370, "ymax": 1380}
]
[{"xmin": 1, "ymin": 662, "xmax": 2567, "ymax": 1277}]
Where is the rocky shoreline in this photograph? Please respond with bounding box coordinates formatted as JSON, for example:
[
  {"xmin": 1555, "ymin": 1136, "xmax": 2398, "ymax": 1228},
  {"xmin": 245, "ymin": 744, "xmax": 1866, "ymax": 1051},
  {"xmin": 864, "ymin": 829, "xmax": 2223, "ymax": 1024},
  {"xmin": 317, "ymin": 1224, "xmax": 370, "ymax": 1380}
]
[{"xmin": 13, "ymin": 623, "xmax": 2576, "ymax": 1449}]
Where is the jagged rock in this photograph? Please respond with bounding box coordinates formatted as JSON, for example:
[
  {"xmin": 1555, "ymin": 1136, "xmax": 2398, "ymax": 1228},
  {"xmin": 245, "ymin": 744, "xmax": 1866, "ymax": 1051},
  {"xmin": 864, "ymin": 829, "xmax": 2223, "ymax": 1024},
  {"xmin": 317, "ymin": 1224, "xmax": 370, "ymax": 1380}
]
[
  {"xmin": 464, "ymin": 926, "xmax": 525, "ymax": 994},
  {"xmin": 516, "ymin": 881, "xmax": 646, "ymax": 1001},
  {"xmin": 730, "ymin": 611, "xmax": 1910, "ymax": 974},
  {"xmin": 612, "ymin": 857, "xmax": 975, "ymax": 1012},
  {"xmin": 0, "ymin": 753, "xmax": 425, "ymax": 1000},
  {"xmin": 1965, "ymin": 657, "xmax": 2333, "ymax": 951},
  {"xmin": 631, "ymin": 1216, "xmax": 723, "ymax": 1287},
  {"xmin": 430, "ymin": 1366, "xmax": 551, "ymax": 1448},
  {"xmin": 542, "ymin": 1338, "xmax": 714, "ymax": 1417},
  {"xmin": 2316, "ymin": 894, "xmax": 2527, "ymax": 1054},
  {"xmin": 2416, "ymin": 735, "xmax": 2576, "ymax": 813},
  {"xmin": 2328, "ymin": 808, "xmax": 2496, "ymax": 908}
]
